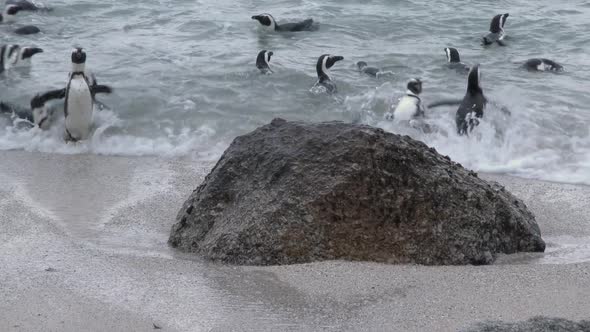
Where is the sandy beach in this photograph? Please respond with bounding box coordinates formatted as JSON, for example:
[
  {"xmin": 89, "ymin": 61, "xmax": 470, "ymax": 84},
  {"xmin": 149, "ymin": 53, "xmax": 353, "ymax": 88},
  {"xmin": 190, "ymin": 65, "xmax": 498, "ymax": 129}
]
[{"xmin": 1, "ymin": 150, "xmax": 589, "ymax": 332}]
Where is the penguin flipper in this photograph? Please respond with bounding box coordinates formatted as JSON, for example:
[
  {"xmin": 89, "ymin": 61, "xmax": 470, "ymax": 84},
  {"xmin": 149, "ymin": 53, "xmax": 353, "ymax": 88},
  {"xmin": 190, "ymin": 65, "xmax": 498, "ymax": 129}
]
[
  {"xmin": 427, "ymin": 99, "xmax": 463, "ymax": 109},
  {"xmin": 14, "ymin": 25, "xmax": 41, "ymax": 35},
  {"xmin": 30, "ymin": 88, "xmax": 66, "ymax": 110},
  {"xmin": 91, "ymin": 85, "xmax": 113, "ymax": 95}
]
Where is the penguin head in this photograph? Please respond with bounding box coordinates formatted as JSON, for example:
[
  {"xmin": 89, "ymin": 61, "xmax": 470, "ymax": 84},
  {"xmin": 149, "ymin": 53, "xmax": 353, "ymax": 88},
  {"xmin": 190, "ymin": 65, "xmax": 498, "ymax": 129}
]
[
  {"xmin": 71, "ymin": 48, "xmax": 86, "ymax": 64},
  {"xmin": 407, "ymin": 78, "xmax": 422, "ymax": 95},
  {"xmin": 251, "ymin": 14, "xmax": 276, "ymax": 30},
  {"xmin": 3, "ymin": 5, "xmax": 23, "ymax": 22},
  {"xmin": 444, "ymin": 48, "xmax": 460, "ymax": 63},
  {"xmin": 467, "ymin": 64, "xmax": 482, "ymax": 94},
  {"xmin": 316, "ymin": 54, "xmax": 344, "ymax": 80},
  {"xmin": 356, "ymin": 61, "xmax": 368, "ymax": 70},
  {"xmin": 20, "ymin": 47, "xmax": 43, "ymax": 60}
]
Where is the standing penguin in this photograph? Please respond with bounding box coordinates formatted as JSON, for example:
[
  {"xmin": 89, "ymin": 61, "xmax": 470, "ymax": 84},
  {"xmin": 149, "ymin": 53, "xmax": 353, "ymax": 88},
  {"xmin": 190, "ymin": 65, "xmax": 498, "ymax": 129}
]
[
  {"xmin": 314, "ymin": 54, "xmax": 344, "ymax": 94},
  {"xmin": 34, "ymin": 48, "xmax": 113, "ymax": 141},
  {"xmin": 256, "ymin": 50, "xmax": 273, "ymax": 74},
  {"xmin": 482, "ymin": 13, "xmax": 509, "ymax": 46},
  {"xmin": 63, "ymin": 48, "xmax": 115, "ymax": 141},
  {"xmin": 390, "ymin": 78, "xmax": 425, "ymax": 121},
  {"xmin": 455, "ymin": 64, "xmax": 487, "ymax": 135}
]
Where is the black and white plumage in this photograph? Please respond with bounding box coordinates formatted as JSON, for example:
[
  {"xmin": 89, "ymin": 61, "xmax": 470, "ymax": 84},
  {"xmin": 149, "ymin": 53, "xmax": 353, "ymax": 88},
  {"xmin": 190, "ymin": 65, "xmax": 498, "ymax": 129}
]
[
  {"xmin": 314, "ymin": 54, "xmax": 344, "ymax": 94},
  {"xmin": 444, "ymin": 47, "xmax": 469, "ymax": 72},
  {"xmin": 251, "ymin": 13, "xmax": 315, "ymax": 32},
  {"xmin": 256, "ymin": 50, "xmax": 273, "ymax": 74},
  {"xmin": 455, "ymin": 64, "xmax": 487, "ymax": 135},
  {"xmin": 0, "ymin": 4, "xmax": 41, "ymax": 34},
  {"xmin": 34, "ymin": 48, "xmax": 113, "ymax": 141},
  {"xmin": 0, "ymin": 44, "xmax": 43, "ymax": 71},
  {"xmin": 524, "ymin": 58, "xmax": 564, "ymax": 72},
  {"xmin": 0, "ymin": 4, "xmax": 21, "ymax": 23},
  {"xmin": 482, "ymin": 13, "xmax": 509, "ymax": 46},
  {"xmin": 391, "ymin": 78, "xmax": 425, "ymax": 121}
]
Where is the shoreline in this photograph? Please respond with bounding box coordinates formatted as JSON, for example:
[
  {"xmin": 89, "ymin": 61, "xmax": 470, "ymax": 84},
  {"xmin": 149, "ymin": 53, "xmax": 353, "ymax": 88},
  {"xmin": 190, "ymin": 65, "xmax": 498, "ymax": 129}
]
[{"xmin": 1, "ymin": 150, "xmax": 589, "ymax": 331}]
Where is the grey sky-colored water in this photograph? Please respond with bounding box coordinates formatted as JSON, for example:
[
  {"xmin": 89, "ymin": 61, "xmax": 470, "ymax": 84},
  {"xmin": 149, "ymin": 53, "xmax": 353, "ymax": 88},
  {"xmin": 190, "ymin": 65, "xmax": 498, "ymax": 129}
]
[{"xmin": 0, "ymin": 0, "xmax": 589, "ymax": 184}]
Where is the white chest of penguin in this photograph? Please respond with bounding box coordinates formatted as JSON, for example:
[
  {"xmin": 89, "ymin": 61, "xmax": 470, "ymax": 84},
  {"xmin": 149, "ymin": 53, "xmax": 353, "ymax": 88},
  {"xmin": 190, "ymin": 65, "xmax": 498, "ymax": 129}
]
[
  {"xmin": 65, "ymin": 76, "xmax": 93, "ymax": 139},
  {"xmin": 393, "ymin": 96, "xmax": 420, "ymax": 121}
]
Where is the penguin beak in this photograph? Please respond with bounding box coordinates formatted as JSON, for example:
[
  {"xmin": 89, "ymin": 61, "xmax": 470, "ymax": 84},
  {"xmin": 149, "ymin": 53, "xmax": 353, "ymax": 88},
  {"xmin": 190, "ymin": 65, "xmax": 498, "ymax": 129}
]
[
  {"xmin": 332, "ymin": 56, "xmax": 344, "ymax": 62},
  {"xmin": 251, "ymin": 15, "xmax": 260, "ymax": 20}
]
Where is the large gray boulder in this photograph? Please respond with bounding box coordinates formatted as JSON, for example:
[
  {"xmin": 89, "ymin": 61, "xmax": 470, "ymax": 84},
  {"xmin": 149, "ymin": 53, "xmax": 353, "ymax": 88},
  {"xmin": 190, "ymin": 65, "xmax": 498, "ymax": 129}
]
[{"xmin": 169, "ymin": 118, "xmax": 545, "ymax": 265}]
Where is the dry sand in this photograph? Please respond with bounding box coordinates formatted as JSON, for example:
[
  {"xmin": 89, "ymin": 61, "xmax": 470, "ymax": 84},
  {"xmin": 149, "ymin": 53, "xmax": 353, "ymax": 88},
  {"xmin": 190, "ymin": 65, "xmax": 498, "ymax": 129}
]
[{"xmin": 0, "ymin": 151, "xmax": 588, "ymax": 332}]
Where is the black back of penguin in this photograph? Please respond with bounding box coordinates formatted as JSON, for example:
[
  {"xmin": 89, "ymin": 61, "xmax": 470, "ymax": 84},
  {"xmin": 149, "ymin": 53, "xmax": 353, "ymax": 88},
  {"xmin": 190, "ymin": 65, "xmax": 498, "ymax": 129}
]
[{"xmin": 456, "ymin": 64, "xmax": 487, "ymax": 135}]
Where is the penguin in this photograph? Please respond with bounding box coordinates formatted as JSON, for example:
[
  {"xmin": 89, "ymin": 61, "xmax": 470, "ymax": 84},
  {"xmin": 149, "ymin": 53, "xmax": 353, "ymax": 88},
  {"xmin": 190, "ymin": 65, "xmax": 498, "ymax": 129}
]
[
  {"xmin": 524, "ymin": 58, "xmax": 563, "ymax": 72},
  {"xmin": 482, "ymin": 13, "xmax": 509, "ymax": 46},
  {"xmin": 63, "ymin": 48, "xmax": 113, "ymax": 141},
  {"xmin": 0, "ymin": 44, "xmax": 7, "ymax": 73},
  {"xmin": 0, "ymin": 5, "xmax": 41, "ymax": 34},
  {"xmin": 6, "ymin": 44, "xmax": 43, "ymax": 67},
  {"xmin": 390, "ymin": 78, "xmax": 425, "ymax": 121},
  {"xmin": 444, "ymin": 47, "xmax": 469, "ymax": 72},
  {"xmin": 36, "ymin": 48, "xmax": 113, "ymax": 141},
  {"xmin": 6, "ymin": 0, "xmax": 50, "ymax": 11},
  {"xmin": 30, "ymin": 89, "xmax": 69, "ymax": 129},
  {"xmin": 0, "ymin": 99, "xmax": 32, "ymax": 124},
  {"xmin": 455, "ymin": 64, "xmax": 487, "ymax": 135},
  {"xmin": 356, "ymin": 61, "xmax": 380, "ymax": 77},
  {"xmin": 256, "ymin": 50, "xmax": 273, "ymax": 74},
  {"xmin": 251, "ymin": 13, "xmax": 315, "ymax": 32},
  {"xmin": 0, "ymin": 4, "xmax": 20, "ymax": 23},
  {"xmin": 314, "ymin": 54, "xmax": 344, "ymax": 94},
  {"xmin": 1, "ymin": 44, "xmax": 42, "ymax": 73}
]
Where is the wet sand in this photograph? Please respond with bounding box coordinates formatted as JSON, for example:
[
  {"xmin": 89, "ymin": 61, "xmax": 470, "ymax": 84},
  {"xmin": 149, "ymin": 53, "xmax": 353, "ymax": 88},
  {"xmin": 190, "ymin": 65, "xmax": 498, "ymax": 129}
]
[{"xmin": 0, "ymin": 151, "xmax": 589, "ymax": 332}]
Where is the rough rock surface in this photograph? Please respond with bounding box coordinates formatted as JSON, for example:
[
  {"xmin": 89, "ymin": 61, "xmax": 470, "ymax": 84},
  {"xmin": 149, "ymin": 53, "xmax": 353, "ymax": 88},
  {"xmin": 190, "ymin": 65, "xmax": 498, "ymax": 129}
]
[
  {"xmin": 169, "ymin": 118, "xmax": 545, "ymax": 265},
  {"xmin": 462, "ymin": 316, "xmax": 590, "ymax": 332}
]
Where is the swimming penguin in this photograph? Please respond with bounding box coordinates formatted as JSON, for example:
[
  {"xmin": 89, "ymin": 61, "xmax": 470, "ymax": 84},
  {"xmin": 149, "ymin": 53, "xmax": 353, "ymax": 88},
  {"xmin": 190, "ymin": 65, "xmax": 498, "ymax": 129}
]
[
  {"xmin": 0, "ymin": 99, "xmax": 33, "ymax": 125},
  {"xmin": 6, "ymin": 0, "xmax": 50, "ymax": 11},
  {"xmin": 1, "ymin": 44, "xmax": 42, "ymax": 73},
  {"xmin": 356, "ymin": 61, "xmax": 380, "ymax": 77},
  {"xmin": 30, "ymin": 89, "xmax": 72, "ymax": 129},
  {"xmin": 251, "ymin": 13, "xmax": 315, "ymax": 32},
  {"xmin": 482, "ymin": 13, "xmax": 509, "ymax": 46},
  {"xmin": 455, "ymin": 64, "xmax": 487, "ymax": 135},
  {"xmin": 0, "ymin": 5, "xmax": 41, "ymax": 34},
  {"xmin": 256, "ymin": 50, "xmax": 273, "ymax": 74},
  {"xmin": 314, "ymin": 54, "xmax": 344, "ymax": 94},
  {"xmin": 524, "ymin": 58, "xmax": 563, "ymax": 72},
  {"xmin": 444, "ymin": 47, "xmax": 469, "ymax": 72},
  {"xmin": 6, "ymin": 44, "xmax": 43, "ymax": 67},
  {"xmin": 390, "ymin": 78, "xmax": 425, "ymax": 121},
  {"xmin": 356, "ymin": 61, "xmax": 394, "ymax": 78}
]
